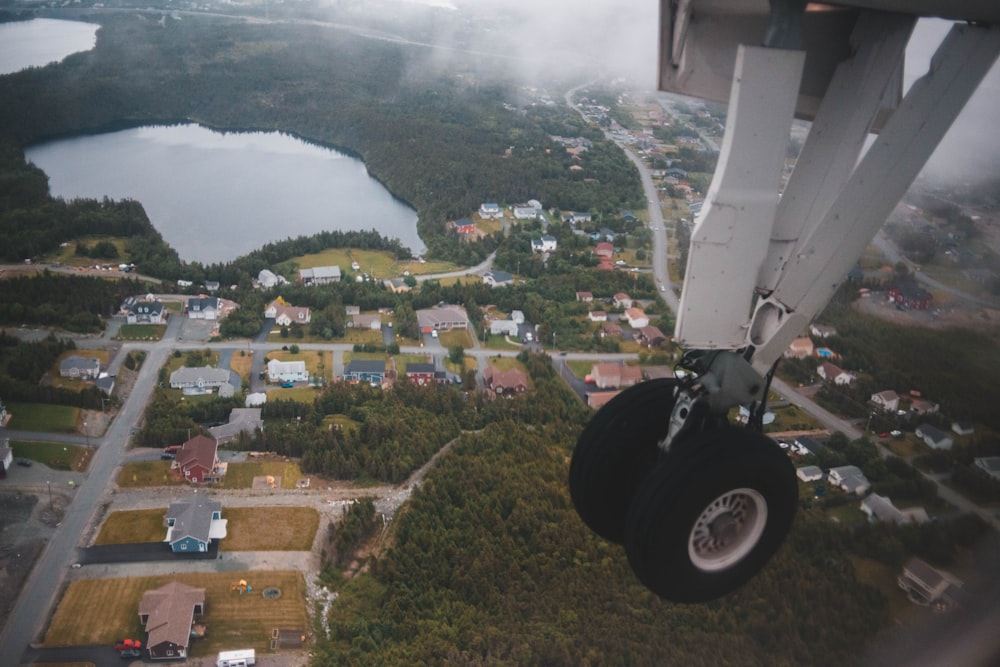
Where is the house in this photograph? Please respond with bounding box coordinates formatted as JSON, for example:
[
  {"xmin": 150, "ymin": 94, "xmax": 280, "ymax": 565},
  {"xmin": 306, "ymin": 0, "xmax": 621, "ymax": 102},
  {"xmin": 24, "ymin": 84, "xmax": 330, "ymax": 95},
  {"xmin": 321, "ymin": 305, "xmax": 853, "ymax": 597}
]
[
  {"xmin": 888, "ymin": 283, "xmax": 932, "ymax": 310},
  {"xmin": 916, "ymin": 424, "xmax": 953, "ymax": 450},
  {"xmin": 173, "ymin": 435, "xmax": 222, "ymax": 484},
  {"xmin": 624, "ymin": 308, "xmax": 649, "ymax": 329},
  {"xmin": 951, "ymin": 422, "xmax": 975, "ymax": 436},
  {"xmin": 587, "ymin": 391, "xmax": 619, "ymax": 409},
  {"xmin": 452, "ymin": 218, "xmax": 476, "ymax": 234},
  {"xmin": 595, "ymin": 242, "xmax": 615, "ymax": 259},
  {"xmin": 351, "ymin": 314, "xmax": 382, "ymax": 331},
  {"xmin": 267, "ymin": 359, "xmax": 308, "ymax": 383},
  {"xmin": 202, "ymin": 280, "xmax": 220, "ymax": 293},
  {"xmin": 169, "ymin": 366, "xmax": 231, "ymax": 393},
  {"xmin": 59, "ymin": 356, "xmax": 100, "ymax": 380},
  {"xmin": 139, "ymin": 581, "xmax": 205, "ymax": 661},
  {"xmin": 588, "ymin": 310, "xmax": 607, "ymax": 322},
  {"xmin": 810, "ymin": 324, "xmax": 837, "ymax": 338},
  {"xmin": 405, "ymin": 362, "xmax": 437, "ymax": 385},
  {"xmin": 513, "ymin": 202, "xmax": 542, "ymax": 220},
  {"xmin": 590, "ymin": 362, "xmax": 643, "ymax": 390},
  {"xmin": 299, "ymin": 265, "xmax": 341, "ymax": 285},
  {"xmin": 599, "ymin": 322, "xmax": 623, "ymax": 338},
  {"xmin": 598, "ymin": 227, "xmax": 617, "ymax": 242},
  {"xmin": 490, "ymin": 319, "xmax": 520, "ymax": 336},
  {"xmin": 860, "ymin": 494, "xmax": 907, "ymax": 524},
  {"xmin": 871, "ymin": 390, "xmax": 900, "ymax": 413},
  {"xmin": 0, "ymin": 439, "xmax": 12, "ymax": 479},
  {"xmin": 973, "ymin": 456, "xmax": 1000, "ymax": 481},
  {"xmin": 257, "ymin": 269, "xmax": 281, "ymax": 289},
  {"xmin": 510, "ymin": 310, "xmax": 525, "ymax": 324},
  {"xmin": 186, "ymin": 296, "xmax": 220, "ymax": 320},
  {"xmin": 794, "ymin": 435, "xmax": 826, "ymax": 456},
  {"xmin": 531, "ymin": 235, "xmax": 557, "ymax": 253},
  {"xmin": 619, "ymin": 210, "xmax": 636, "ymax": 223},
  {"xmin": 484, "ymin": 366, "xmax": 528, "ymax": 395},
  {"xmin": 164, "ymin": 493, "xmax": 227, "ymax": 553},
  {"xmin": 265, "ymin": 299, "xmax": 311, "ymax": 326},
  {"xmin": 561, "ymin": 211, "xmax": 593, "ymax": 224},
  {"xmin": 828, "ymin": 465, "xmax": 871, "ymax": 495},
  {"xmin": 479, "ymin": 202, "xmax": 503, "ymax": 219},
  {"xmin": 343, "ymin": 359, "xmax": 386, "ymax": 384},
  {"xmin": 95, "ymin": 374, "xmax": 115, "ymax": 397},
  {"xmin": 208, "ymin": 408, "xmax": 263, "ymax": 444},
  {"xmin": 817, "ymin": 361, "xmax": 856, "ymax": 385},
  {"xmin": 344, "ymin": 305, "xmax": 361, "ymax": 317},
  {"xmin": 636, "ymin": 325, "xmax": 667, "ymax": 348},
  {"xmin": 612, "ymin": 292, "xmax": 633, "ymax": 309},
  {"xmin": 897, "ymin": 557, "xmax": 965, "ymax": 612},
  {"xmin": 483, "ymin": 269, "xmax": 514, "ymax": 287},
  {"xmin": 796, "ymin": 465, "xmax": 824, "ymax": 482},
  {"xmin": 911, "ymin": 398, "xmax": 939, "ymax": 415},
  {"xmin": 417, "ymin": 304, "xmax": 470, "ymax": 333},
  {"xmin": 784, "ymin": 337, "xmax": 814, "ymax": 359},
  {"xmin": 576, "ymin": 291, "xmax": 593, "ymax": 302},
  {"xmin": 125, "ymin": 298, "xmax": 166, "ymax": 324}
]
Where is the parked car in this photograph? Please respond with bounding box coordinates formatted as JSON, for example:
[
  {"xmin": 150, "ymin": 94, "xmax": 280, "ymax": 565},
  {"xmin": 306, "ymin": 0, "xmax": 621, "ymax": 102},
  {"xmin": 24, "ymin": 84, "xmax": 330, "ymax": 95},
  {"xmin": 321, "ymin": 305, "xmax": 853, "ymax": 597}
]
[
  {"xmin": 281, "ymin": 381, "xmax": 294, "ymax": 388},
  {"xmin": 16, "ymin": 459, "xmax": 32, "ymax": 467},
  {"xmin": 160, "ymin": 452, "xmax": 175, "ymax": 461}
]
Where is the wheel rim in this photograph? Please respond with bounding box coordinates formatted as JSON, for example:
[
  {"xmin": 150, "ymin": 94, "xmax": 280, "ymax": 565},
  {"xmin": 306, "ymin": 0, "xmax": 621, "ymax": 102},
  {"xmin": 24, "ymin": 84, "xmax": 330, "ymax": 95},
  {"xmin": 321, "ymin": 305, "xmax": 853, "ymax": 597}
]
[{"xmin": 687, "ymin": 488, "xmax": 767, "ymax": 572}]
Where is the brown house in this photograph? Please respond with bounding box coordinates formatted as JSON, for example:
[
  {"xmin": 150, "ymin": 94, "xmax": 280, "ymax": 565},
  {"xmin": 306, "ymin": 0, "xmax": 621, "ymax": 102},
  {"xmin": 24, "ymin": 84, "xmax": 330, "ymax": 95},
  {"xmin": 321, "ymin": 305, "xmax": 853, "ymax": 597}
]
[
  {"xmin": 484, "ymin": 366, "xmax": 528, "ymax": 395},
  {"xmin": 139, "ymin": 581, "xmax": 205, "ymax": 661},
  {"xmin": 174, "ymin": 435, "xmax": 221, "ymax": 484}
]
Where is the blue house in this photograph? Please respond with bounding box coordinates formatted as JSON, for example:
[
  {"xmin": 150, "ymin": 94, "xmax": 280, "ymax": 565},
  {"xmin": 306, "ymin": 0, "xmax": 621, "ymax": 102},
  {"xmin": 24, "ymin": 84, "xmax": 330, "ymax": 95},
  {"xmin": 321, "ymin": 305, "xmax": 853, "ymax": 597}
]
[
  {"xmin": 164, "ymin": 494, "xmax": 227, "ymax": 553},
  {"xmin": 344, "ymin": 359, "xmax": 387, "ymax": 384}
]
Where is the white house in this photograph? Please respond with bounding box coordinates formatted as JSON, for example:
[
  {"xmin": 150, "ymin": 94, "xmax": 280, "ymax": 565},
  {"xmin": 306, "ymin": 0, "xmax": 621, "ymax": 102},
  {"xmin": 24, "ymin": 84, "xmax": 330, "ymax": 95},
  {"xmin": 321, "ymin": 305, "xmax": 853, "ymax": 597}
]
[
  {"xmin": 796, "ymin": 466, "xmax": 824, "ymax": 483},
  {"xmin": 818, "ymin": 361, "xmax": 856, "ymax": 386},
  {"xmin": 828, "ymin": 465, "xmax": 871, "ymax": 495},
  {"xmin": 479, "ymin": 202, "xmax": 503, "ymax": 219},
  {"xmin": 624, "ymin": 308, "xmax": 649, "ymax": 329},
  {"xmin": 299, "ymin": 265, "xmax": 341, "ymax": 285},
  {"xmin": 187, "ymin": 297, "xmax": 220, "ymax": 320},
  {"xmin": 531, "ymin": 235, "xmax": 558, "ymax": 253},
  {"xmin": 916, "ymin": 424, "xmax": 953, "ymax": 450},
  {"xmin": 871, "ymin": 390, "xmax": 900, "ymax": 413},
  {"xmin": 265, "ymin": 299, "xmax": 311, "ymax": 326},
  {"xmin": 267, "ymin": 359, "xmax": 308, "ymax": 383},
  {"xmin": 490, "ymin": 320, "xmax": 520, "ymax": 336},
  {"xmin": 169, "ymin": 366, "xmax": 231, "ymax": 392}
]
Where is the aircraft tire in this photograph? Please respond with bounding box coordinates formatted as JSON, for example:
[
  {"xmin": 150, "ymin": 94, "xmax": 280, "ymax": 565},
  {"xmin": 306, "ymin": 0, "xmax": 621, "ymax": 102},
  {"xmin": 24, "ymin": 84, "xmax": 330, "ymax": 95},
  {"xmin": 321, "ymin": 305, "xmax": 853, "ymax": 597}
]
[
  {"xmin": 569, "ymin": 378, "xmax": 677, "ymax": 544},
  {"xmin": 624, "ymin": 427, "xmax": 797, "ymax": 603}
]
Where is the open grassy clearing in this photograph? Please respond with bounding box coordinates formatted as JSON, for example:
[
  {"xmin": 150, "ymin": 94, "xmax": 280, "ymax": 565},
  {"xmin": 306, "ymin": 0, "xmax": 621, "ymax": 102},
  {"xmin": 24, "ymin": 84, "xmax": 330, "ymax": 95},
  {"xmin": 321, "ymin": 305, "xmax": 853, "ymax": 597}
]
[
  {"xmin": 220, "ymin": 461, "xmax": 305, "ymax": 490},
  {"xmin": 264, "ymin": 349, "xmax": 325, "ymax": 375},
  {"xmin": 117, "ymin": 461, "xmax": 187, "ymax": 488},
  {"xmin": 96, "ymin": 506, "xmax": 318, "ymax": 550},
  {"xmin": 5, "ymin": 402, "xmax": 79, "ymax": 433},
  {"xmin": 115, "ymin": 323, "xmax": 166, "ymax": 341},
  {"xmin": 221, "ymin": 507, "xmax": 319, "ymax": 551},
  {"xmin": 43, "ymin": 571, "xmax": 307, "ymax": 656},
  {"xmin": 11, "ymin": 440, "xmax": 93, "ymax": 471},
  {"xmin": 228, "ymin": 349, "xmax": 254, "ymax": 383},
  {"xmin": 848, "ymin": 555, "xmax": 913, "ymax": 619},
  {"xmin": 265, "ymin": 385, "xmax": 319, "ymax": 403},
  {"xmin": 285, "ymin": 247, "xmax": 458, "ymax": 279},
  {"xmin": 438, "ymin": 328, "xmax": 473, "ymax": 348},
  {"xmin": 164, "ymin": 349, "xmax": 221, "ymax": 375},
  {"xmin": 95, "ymin": 508, "xmax": 166, "ymax": 545}
]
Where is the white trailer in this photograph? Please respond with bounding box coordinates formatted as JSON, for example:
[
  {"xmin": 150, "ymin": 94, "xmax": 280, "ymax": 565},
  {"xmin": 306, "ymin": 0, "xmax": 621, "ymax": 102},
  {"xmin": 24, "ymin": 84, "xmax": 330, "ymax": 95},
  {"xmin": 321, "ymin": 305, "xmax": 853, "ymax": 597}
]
[{"xmin": 217, "ymin": 649, "xmax": 256, "ymax": 667}]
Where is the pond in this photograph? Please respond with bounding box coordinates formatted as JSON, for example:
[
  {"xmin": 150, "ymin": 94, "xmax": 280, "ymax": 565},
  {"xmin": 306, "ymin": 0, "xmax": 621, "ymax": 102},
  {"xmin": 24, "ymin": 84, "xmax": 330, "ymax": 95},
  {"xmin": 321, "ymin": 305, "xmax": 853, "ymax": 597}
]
[{"xmin": 0, "ymin": 18, "xmax": 98, "ymax": 76}]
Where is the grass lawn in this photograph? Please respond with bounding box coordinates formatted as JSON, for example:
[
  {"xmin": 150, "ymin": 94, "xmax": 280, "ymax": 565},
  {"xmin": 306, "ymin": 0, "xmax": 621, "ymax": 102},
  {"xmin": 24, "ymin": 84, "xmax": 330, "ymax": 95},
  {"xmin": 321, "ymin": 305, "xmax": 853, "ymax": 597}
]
[
  {"xmin": 222, "ymin": 507, "xmax": 319, "ymax": 551},
  {"xmin": 284, "ymin": 247, "xmax": 458, "ymax": 280},
  {"xmin": 229, "ymin": 349, "xmax": 255, "ymax": 383},
  {"xmin": 44, "ymin": 571, "xmax": 307, "ymax": 656},
  {"xmin": 847, "ymin": 555, "xmax": 913, "ymax": 620},
  {"xmin": 165, "ymin": 349, "xmax": 221, "ymax": 375},
  {"xmin": 825, "ymin": 499, "xmax": 867, "ymax": 527},
  {"xmin": 265, "ymin": 349, "xmax": 325, "ymax": 375},
  {"xmin": 6, "ymin": 402, "xmax": 79, "ymax": 433},
  {"xmin": 763, "ymin": 404, "xmax": 822, "ymax": 433},
  {"xmin": 221, "ymin": 461, "xmax": 305, "ymax": 490},
  {"xmin": 116, "ymin": 323, "xmax": 166, "ymax": 341},
  {"xmin": 117, "ymin": 461, "xmax": 187, "ymax": 488},
  {"xmin": 96, "ymin": 506, "xmax": 318, "ymax": 550},
  {"xmin": 265, "ymin": 385, "xmax": 319, "ymax": 403},
  {"xmin": 11, "ymin": 440, "xmax": 93, "ymax": 472},
  {"xmin": 438, "ymin": 328, "xmax": 473, "ymax": 349},
  {"xmin": 885, "ymin": 437, "xmax": 926, "ymax": 459},
  {"xmin": 95, "ymin": 509, "xmax": 166, "ymax": 545},
  {"xmin": 566, "ymin": 360, "xmax": 593, "ymax": 379}
]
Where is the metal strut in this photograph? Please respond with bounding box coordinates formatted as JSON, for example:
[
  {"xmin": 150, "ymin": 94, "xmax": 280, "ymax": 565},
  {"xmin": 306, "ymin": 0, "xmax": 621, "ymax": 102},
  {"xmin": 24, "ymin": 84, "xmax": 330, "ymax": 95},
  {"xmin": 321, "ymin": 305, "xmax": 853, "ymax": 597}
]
[{"xmin": 662, "ymin": 10, "xmax": 1000, "ymax": 449}]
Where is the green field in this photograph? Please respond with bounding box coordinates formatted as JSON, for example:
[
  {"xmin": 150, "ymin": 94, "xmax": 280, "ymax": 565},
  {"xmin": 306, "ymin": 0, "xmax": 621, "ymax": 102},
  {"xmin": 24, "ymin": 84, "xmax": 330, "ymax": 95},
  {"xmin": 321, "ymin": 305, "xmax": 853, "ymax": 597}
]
[
  {"xmin": 116, "ymin": 323, "xmax": 166, "ymax": 340},
  {"xmin": 283, "ymin": 247, "xmax": 458, "ymax": 281},
  {"xmin": 117, "ymin": 461, "xmax": 187, "ymax": 488},
  {"xmin": 11, "ymin": 440, "xmax": 93, "ymax": 471},
  {"xmin": 220, "ymin": 461, "xmax": 305, "ymax": 490},
  {"xmin": 6, "ymin": 402, "xmax": 80, "ymax": 433}
]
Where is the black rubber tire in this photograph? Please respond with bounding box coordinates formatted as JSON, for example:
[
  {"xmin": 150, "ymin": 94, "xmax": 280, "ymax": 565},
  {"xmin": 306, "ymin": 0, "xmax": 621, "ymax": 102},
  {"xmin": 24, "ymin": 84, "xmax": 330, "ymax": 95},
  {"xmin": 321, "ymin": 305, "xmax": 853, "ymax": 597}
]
[
  {"xmin": 569, "ymin": 379, "xmax": 677, "ymax": 544},
  {"xmin": 624, "ymin": 427, "xmax": 797, "ymax": 603}
]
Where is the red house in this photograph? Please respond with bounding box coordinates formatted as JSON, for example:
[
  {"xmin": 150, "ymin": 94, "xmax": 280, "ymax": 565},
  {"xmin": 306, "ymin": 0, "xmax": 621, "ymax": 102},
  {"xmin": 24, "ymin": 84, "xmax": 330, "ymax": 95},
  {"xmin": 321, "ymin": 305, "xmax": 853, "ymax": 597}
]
[
  {"xmin": 888, "ymin": 283, "xmax": 932, "ymax": 310},
  {"xmin": 173, "ymin": 435, "xmax": 221, "ymax": 484},
  {"xmin": 405, "ymin": 362, "xmax": 437, "ymax": 386}
]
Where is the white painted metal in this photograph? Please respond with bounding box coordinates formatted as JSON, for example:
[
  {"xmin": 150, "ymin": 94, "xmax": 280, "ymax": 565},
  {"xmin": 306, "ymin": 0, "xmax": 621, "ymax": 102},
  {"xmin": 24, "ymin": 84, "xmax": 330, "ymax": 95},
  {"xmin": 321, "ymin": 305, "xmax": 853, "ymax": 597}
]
[
  {"xmin": 673, "ymin": 46, "xmax": 805, "ymax": 350},
  {"xmin": 748, "ymin": 22, "xmax": 1000, "ymax": 374}
]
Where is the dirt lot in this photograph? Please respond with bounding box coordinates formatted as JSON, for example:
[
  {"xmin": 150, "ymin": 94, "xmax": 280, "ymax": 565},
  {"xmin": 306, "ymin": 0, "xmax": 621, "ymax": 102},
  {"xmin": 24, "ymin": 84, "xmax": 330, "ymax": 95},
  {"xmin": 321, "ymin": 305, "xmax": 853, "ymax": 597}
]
[{"xmin": 0, "ymin": 489, "xmax": 69, "ymax": 632}]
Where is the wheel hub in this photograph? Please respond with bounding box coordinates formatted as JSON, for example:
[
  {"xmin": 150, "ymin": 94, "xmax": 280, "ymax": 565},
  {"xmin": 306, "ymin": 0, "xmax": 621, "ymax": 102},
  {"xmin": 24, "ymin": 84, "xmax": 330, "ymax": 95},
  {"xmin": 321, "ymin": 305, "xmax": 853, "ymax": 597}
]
[{"xmin": 688, "ymin": 488, "xmax": 767, "ymax": 572}]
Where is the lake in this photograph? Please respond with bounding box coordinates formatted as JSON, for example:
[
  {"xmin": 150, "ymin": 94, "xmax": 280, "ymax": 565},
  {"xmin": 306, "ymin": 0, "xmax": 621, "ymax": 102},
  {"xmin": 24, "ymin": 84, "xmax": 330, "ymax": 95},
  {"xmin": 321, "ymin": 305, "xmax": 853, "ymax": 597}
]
[
  {"xmin": 0, "ymin": 18, "xmax": 99, "ymax": 75},
  {"xmin": 26, "ymin": 124, "xmax": 424, "ymax": 263}
]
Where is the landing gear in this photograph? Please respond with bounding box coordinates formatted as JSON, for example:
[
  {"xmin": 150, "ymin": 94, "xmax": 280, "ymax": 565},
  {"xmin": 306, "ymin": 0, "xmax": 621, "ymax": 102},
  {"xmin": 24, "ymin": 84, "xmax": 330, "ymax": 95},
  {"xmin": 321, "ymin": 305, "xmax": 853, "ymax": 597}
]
[
  {"xmin": 569, "ymin": 379, "xmax": 677, "ymax": 543},
  {"xmin": 624, "ymin": 427, "xmax": 797, "ymax": 603}
]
